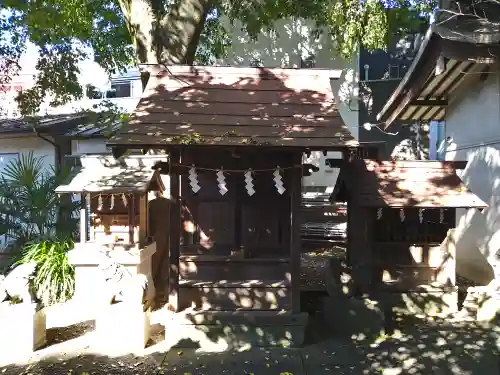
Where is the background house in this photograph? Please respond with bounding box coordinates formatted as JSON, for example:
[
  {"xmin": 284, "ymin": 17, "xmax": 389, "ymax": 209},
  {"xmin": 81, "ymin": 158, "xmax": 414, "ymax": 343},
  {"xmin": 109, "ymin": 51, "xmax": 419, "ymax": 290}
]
[
  {"xmin": 376, "ymin": 15, "xmax": 500, "ymax": 285},
  {"xmin": 357, "ymin": 26, "xmax": 437, "ymax": 160},
  {"xmin": 358, "ymin": 43, "xmax": 417, "ymax": 158},
  {"xmin": 0, "ymin": 114, "xmax": 120, "ymax": 248},
  {"xmin": 0, "ymin": 66, "xmax": 144, "ymax": 172}
]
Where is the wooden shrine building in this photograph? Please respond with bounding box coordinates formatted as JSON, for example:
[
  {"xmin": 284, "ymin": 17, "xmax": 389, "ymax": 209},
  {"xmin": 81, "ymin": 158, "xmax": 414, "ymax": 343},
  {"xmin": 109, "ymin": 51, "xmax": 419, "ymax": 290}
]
[
  {"xmin": 108, "ymin": 65, "xmax": 357, "ymax": 346},
  {"xmin": 331, "ymin": 159, "xmax": 487, "ymax": 312},
  {"xmin": 55, "ymin": 155, "xmax": 168, "ymax": 306}
]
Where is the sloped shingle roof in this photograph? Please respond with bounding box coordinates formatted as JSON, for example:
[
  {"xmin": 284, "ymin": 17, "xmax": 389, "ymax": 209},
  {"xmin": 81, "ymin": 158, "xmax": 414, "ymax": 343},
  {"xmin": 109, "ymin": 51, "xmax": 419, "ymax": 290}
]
[
  {"xmin": 55, "ymin": 155, "xmax": 166, "ymax": 194},
  {"xmin": 333, "ymin": 160, "xmax": 487, "ymax": 208},
  {"xmin": 108, "ymin": 65, "xmax": 356, "ymax": 149}
]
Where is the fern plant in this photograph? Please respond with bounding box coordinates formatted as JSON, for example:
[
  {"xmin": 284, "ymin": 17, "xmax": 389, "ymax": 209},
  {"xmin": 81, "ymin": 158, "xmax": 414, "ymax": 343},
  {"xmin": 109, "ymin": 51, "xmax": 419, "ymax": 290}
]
[{"xmin": 19, "ymin": 239, "xmax": 75, "ymax": 305}]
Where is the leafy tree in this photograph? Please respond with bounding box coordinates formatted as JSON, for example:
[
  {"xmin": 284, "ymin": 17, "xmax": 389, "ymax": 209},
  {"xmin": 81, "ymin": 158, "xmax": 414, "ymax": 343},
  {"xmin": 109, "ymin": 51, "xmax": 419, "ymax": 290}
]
[{"xmin": 1, "ymin": 0, "xmax": 437, "ymax": 116}]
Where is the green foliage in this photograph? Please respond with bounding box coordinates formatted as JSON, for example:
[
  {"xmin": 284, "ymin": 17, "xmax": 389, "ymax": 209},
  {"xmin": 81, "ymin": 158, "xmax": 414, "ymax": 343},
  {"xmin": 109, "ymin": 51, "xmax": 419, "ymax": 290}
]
[
  {"xmin": 0, "ymin": 152, "xmax": 79, "ymax": 249},
  {"xmin": 75, "ymin": 100, "xmax": 131, "ymax": 138},
  {"xmin": 18, "ymin": 239, "xmax": 75, "ymax": 306},
  {"xmin": 222, "ymin": 0, "xmax": 434, "ymax": 58},
  {"xmin": 0, "ymin": 152, "xmax": 78, "ymax": 306},
  {"xmin": 1, "ymin": 0, "xmax": 436, "ymax": 116},
  {"xmin": 196, "ymin": 14, "xmax": 232, "ymax": 66}
]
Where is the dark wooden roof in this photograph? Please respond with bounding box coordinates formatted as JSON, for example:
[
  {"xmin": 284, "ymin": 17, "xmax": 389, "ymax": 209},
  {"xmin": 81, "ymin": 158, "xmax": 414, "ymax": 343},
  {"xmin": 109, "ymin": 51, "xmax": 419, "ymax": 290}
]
[
  {"xmin": 108, "ymin": 65, "xmax": 356, "ymax": 149},
  {"xmin": 333, "ymin": 160, "xmax": 487, "ymax": 208}
]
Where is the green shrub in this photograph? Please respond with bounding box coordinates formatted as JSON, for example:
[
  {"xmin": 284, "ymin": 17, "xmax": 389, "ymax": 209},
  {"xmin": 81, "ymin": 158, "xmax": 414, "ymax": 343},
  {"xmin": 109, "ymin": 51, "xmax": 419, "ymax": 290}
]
[
  {"xmin": 0, "ymin": 152, "xmax": 79, "ymax": 250},
  {"xmin": 19, "ymin": 238, "xmax": 75, "ymax": 306}
]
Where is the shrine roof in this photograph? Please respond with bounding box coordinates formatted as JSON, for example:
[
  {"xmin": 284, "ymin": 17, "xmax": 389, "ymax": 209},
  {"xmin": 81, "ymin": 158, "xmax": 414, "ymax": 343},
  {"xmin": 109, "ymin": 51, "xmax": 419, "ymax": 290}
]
[
  {"xmin": 107, "ymin": 65, "xmax": 357, "ymax": 149},
  {"xmin": 332, "ymin": 160, "xmax": 487, "ymax": 208},
  {"xmin": 55, "ymin": 155, "xmax": 167, "ymax": 194}
]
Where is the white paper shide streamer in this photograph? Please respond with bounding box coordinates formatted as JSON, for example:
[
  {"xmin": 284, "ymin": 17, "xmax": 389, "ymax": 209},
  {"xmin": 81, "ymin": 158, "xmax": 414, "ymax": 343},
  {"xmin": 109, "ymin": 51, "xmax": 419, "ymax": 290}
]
[
  {"xmin": 399, "ymin": 208, "xmax": 405, "ymax": 222},
  {"xmin": 376, "ymin": 208, "xmax": 383, "ymax": 220},
  {"xmin": 440, "ymin": 208, "xmax": 444, "ymax": 223},
  {"xmin": 122, "ymin": 193, "xmax": 128, "ymax": 207},
  {"xmin": 188, "ymin": 165, "xmax": 201, "ymax": 193},
  {"xmin": 273, "ymin": 166, "xmax": 285, "ymax": 195},
  {"xmin": 418, "ymin": 208, "xmax": 423, "ymax": 224},
  {"xmin": 244, "ymin": 169, "xmax": 255, "ymax": 196},
  {"xmin": 216, "ymin": 168, "xmax": 228, "ymax": 196}
]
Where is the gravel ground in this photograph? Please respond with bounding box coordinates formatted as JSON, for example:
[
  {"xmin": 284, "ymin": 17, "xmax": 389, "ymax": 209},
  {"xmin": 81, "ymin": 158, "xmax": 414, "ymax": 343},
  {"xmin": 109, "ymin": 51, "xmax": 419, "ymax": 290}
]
[
  {"xmin": 1, "ymin": 314, "xmax": 498, "ymax": 375},
  {"xmin": 300, "ymin": 245, "xmax": 345, "ymax": 291},
  {"xmin": 2, "ymin": 245, "xmax": 497, "ymax": 374}
]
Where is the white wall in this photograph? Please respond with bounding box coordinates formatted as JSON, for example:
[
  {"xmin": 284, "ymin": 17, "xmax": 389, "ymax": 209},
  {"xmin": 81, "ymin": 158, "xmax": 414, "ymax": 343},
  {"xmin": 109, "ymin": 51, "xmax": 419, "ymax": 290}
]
[
  {"xmin": 71, "ymin": 139, "xmax": 111, "ymax": 155},
  {"xmin": 130, "ymin": 77, "xmax": 143, "ymax": 98},
  {"xmin": 0, "ymin": 135, "xmax": 55, "ymax": 172},
  {"xmin": 444, "ymin": 69, "xmax": 500, "ymax": 284},
  {"xmin": 221, "ymin": 18, "xmax": 359, "ymax": 191}
]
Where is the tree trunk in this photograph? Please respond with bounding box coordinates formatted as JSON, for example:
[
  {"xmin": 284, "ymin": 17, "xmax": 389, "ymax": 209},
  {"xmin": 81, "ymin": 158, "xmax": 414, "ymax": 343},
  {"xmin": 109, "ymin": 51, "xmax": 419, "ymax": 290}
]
[{"xmin": 119, "ymin": 0, "xmax": 211, "ymax": 66}]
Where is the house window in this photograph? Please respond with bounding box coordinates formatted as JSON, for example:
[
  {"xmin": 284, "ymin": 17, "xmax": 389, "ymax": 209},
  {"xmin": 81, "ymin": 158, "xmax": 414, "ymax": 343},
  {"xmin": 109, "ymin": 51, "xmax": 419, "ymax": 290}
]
[
  {"xmin": 106, "ymin": 83, "xmax": 131, "ymax": 98},
  {"xmin": 85, "ymin": 84, "xmax": 103, "ymax": 99},
  {"xmin": 300, "ymin": 55, "xmax": 316, "ymax": 68}
]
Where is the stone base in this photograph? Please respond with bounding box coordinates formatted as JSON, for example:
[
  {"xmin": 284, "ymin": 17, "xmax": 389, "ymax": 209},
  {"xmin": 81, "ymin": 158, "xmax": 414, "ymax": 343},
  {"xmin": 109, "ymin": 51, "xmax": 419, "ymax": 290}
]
[
  {"xmin": 95, "ymin": 302, "xmax": 150, "ymax": 353},
  {"xmin": 0, "ymin": 303, "xmax": 46, "ymax": 354},
  {"xmin": 322, "ymin": 296, "xmax": 385, "ymax": 338},
  {"xmin": 68, "ymin": 242, "xmax": 156, "ymax": 306},
  {"xmin": 460, "ymin": 286, "xmax": 500, "ymax": 322},
  {"xmin": 476, "ymin": 296, "xmax": 500, "ymax": 322},
  {"xmin": 168, "ymin": 311, "xmax": 308, "ymax": 348}
]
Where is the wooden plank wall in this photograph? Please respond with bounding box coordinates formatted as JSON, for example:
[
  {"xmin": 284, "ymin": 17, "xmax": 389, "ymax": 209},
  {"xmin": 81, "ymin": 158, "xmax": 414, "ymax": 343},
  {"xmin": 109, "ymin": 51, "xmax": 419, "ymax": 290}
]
[{"xmin": 170, "ymin": 148, "xmax": 300, "ymax": 312}]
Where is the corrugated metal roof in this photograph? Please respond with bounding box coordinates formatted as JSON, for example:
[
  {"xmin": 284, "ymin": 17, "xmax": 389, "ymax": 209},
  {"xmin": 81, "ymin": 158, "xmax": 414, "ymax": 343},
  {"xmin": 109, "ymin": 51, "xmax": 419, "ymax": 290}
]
[
  {"xmin": 108, "ymin": 65, "xmax": 357, "ymax": 149},
  {"xmin": 63, "ymin": 120, "xmax": 122, "ymax": 137},
  {"xmin": 377, "ymin": 22, "xmax": 500, "ymax": 127},
  {"xmin": 0, "ymin": 113, "xmax": 122, "ymax": 138},
  {"xmin": 0, "ymin": 114, "xmax": 84, "ymax": 134},
  {"xmin": 334, "ymin": 160, "xmax": 487, "ymax": 208},
  {"xmin": 396, "ymin": 59, "xmax": 477, "ymax": 122},
  {"xmin": 56, "ymin": 155, "xmax": 166, "ymax": 194}
]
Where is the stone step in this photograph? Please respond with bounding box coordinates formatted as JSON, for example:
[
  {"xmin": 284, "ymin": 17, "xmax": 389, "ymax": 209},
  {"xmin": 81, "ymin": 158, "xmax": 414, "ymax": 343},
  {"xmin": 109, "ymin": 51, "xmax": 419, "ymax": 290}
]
[{"xmin": 164, "ymin": 310, "xmax": 309, "ymax": 348}]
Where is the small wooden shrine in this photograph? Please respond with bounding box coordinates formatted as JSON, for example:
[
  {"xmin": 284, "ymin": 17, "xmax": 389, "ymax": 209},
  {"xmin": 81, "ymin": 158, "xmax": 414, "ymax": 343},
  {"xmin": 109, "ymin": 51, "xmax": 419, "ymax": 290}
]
[
  {"xmin": 332, "ymin": 159, "xmax": 487, "ymax": 307},
  {"xmin": 55, "ymin": 155, "xmax": 167, "ymax": 306},
  {"xmin": 107, "ymin": 65, "xmax": 357, "ymax": 346}
]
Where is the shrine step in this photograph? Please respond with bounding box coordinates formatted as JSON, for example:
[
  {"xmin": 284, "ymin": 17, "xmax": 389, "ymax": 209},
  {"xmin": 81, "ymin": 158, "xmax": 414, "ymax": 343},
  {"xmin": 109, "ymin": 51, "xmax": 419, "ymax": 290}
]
[
  {"xmin": 178, "ymin": 279, "xmax": 292, "ymax": 311},
  {"xmin": 165, "ymin": 310, "xmax": 308, "ymax": 348}
]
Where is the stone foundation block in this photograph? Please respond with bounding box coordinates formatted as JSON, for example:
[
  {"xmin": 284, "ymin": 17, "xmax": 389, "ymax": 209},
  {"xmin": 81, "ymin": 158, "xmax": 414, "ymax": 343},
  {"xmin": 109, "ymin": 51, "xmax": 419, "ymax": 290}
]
[
  {"xmin": 470, "ymin": 289, "xmax": 500, "ymax": 322},
  {"xmin": 95, "ymin": 302, "xmax": 150, "ymax": 353},
  {"xmin": 169, "ymin": 311, "xmax": 308, "ymax": 348},
  {"xmin": 321, "ymin": 296, "xmax": 385, "ymax": 338},
  {"xmin": 0, "ymin": 303, "xmax": 46, "ymax": 355}
]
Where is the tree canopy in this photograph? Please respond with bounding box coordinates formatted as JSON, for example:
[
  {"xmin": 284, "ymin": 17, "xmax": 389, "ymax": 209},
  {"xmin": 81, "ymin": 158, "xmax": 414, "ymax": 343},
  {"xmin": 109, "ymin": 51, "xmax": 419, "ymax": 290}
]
[{"xmin": 1, "ymin": 0, "xmax": 436, "ymax": 116}]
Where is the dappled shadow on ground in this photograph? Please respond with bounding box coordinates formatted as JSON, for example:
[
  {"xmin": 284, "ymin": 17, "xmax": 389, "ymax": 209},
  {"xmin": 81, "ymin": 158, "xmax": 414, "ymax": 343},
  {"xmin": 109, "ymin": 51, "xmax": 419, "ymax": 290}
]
[
  {"xmin": 1, "ymin": 311, "xmax": 498, "ymax": 375},
  {"xmin": 304, "ymin": 311, "xmax": 499, "ymax": 375}
]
